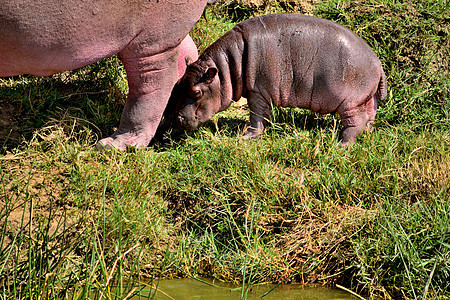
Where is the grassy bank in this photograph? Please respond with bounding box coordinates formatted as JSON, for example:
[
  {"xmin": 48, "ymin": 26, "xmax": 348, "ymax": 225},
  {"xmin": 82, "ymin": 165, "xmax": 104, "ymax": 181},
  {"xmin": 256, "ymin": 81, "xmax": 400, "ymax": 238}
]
[{"xmin": 1, "ymin": 0, "xmax": 449, "ymax": 299}]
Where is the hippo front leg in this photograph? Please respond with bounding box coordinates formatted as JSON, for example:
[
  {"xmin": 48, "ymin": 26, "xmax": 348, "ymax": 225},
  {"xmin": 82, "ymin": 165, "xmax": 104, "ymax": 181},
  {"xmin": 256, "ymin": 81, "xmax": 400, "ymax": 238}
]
[
  {"xmin": 243, "ymin": 93, "xmax": 272, "ymax": 139},
  {"xmin": 97, "ymin": 45, "xmax": 179, "ymax": 150}
]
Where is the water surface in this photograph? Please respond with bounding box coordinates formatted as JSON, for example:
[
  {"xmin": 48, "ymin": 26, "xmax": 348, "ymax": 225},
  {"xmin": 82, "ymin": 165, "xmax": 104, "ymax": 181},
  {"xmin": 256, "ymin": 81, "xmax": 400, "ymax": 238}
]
[{"xmin": 140, "ymin": 278, "xmax": 359, "ymax": 299}]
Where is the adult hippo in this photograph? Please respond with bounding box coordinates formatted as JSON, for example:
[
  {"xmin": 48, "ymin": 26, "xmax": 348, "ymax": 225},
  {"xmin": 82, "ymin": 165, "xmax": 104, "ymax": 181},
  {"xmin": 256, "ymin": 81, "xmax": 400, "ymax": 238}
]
[{"xmin": 0, "ymin": 0, "xmax": 207, "ymax": 150}]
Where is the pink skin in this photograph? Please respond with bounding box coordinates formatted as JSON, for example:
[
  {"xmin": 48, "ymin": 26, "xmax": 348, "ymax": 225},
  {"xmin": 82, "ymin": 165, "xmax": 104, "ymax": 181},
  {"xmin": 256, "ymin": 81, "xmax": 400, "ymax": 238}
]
[
  {"xmin": 178, "ymin": 35, "xmax": 199, "ymax": 79},
  {"xmin": 99, "ymin": 34, "xmax": 200, "ymax": 150},
  {"xmin": 0, "ymin": 0, "xmax": 206, "ymax": 150}
]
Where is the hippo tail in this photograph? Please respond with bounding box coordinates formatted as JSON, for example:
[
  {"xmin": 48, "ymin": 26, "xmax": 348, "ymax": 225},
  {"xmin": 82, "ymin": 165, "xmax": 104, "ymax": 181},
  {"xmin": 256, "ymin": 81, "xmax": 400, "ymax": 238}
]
[{"xmin": 376, "ymin": 68, "xmax": 387, "ymax": 102}]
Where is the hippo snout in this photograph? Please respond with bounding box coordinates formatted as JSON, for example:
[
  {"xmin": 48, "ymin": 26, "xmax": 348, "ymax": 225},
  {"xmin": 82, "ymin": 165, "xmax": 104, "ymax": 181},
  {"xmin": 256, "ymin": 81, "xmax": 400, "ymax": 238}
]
[
  {"xmin": 177, "ymin": 115, "xmax": 187, "ymax": 126},
  {"xmin": 177, "ymin": 113, "xmax": 199, "ymax": 131}
]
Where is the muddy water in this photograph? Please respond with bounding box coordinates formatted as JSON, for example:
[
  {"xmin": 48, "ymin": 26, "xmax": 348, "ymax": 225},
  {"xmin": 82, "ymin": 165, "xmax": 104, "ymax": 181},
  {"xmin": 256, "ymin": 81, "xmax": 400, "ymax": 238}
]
[{"xmin": 139, "ymin": 278, "xmax": 359, "ymax": 299}]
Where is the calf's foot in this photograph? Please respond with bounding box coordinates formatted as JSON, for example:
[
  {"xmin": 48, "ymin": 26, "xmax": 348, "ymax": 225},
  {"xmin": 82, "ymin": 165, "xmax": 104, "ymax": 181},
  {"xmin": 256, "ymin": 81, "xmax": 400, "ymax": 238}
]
[{"xmin": 242, "ymin": 128, "xmax": 263, "ymax": 140}]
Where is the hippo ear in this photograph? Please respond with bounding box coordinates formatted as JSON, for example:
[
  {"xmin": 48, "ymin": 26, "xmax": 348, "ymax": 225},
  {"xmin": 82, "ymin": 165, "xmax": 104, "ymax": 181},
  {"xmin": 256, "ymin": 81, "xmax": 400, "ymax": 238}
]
[
  {"xmin": 203, "ymin": 67, "xmax": 218, "ymax": 84},
  {"xmin": 185, "ymin": 55, "xmax": 194, "ymax": 66}
]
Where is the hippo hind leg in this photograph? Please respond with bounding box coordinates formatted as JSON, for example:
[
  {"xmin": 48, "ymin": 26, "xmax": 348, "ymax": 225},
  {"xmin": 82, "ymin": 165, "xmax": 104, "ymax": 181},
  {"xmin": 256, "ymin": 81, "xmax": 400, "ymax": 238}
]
[
  {"xmin": 364, "ymin": 93, "xmax": 378, "ymax": 132},
  {"xmin": 338, "ymin": 94, "xmax": 377, "ymax": 146}
]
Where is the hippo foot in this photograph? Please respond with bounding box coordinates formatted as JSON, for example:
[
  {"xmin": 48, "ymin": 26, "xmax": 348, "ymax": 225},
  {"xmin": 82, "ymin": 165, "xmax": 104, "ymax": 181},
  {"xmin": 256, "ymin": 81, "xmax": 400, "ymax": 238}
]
[
  {"xmin": 241, "ymin": 128, "xmax": 263, "ymax": 140},
  {"xmin": 96, "ymin": 130, "xmax": 151, "ymax": 151},
  {"xmin": 365, "ymin": 121, "xmax": 374, "ymax": 132},
  {"xmin": 337, "ymin": 140, "xmax": 353, "ymax": 148}
]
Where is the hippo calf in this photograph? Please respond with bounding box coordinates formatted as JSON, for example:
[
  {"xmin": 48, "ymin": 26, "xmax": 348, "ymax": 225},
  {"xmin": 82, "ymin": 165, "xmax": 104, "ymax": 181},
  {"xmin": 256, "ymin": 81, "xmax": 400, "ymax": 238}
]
[
  {"xmin": 172, "ymin": 14, "xmax": 387, "ymax": 145},
  {"xmin": 0, "ymin": 0, "xmax": 207, "ymax": 150}
]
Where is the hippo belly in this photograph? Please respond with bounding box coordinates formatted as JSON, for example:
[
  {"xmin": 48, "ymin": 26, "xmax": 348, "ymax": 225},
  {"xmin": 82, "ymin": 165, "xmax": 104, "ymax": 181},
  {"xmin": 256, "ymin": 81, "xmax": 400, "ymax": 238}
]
[
  {"xmin": 0, "ymin": 44, "xmax": 123, "ymax": 77},
  {"xmin": 0, "ymin": 1, "xmax": 135, "ymax": 76}
]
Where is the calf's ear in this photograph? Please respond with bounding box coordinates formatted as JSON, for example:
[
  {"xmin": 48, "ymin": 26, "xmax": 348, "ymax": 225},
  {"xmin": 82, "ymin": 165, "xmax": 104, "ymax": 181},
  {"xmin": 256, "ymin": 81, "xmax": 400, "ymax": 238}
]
[
  {"xmin": 203, "ymin": 67, "xmax": 218, "ymax": 83},
  {"xmin": 185, "ymin": 55, "xmax": 194, "ymax": 66}
]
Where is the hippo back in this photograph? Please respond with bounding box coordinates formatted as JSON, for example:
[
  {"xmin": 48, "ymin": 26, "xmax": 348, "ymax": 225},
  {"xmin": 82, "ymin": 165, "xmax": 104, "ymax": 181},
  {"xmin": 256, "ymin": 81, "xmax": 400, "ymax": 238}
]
[{"xmin": 235, "ymin": 14, "xmax": 382, "ymax": 112}]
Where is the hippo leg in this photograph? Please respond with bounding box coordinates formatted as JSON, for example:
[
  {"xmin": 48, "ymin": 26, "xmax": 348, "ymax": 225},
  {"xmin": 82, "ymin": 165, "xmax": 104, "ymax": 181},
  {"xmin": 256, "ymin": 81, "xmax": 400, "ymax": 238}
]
[
  {"xmin": 243, "ymin": 94, "xmax": 271, "ymax": 139},
  {"xmin": 338, "ymin": 94, "xmax": 377, "ymax": 146},
  {"xmin": 364, "ymin": 94, "xmax": 378, "ymax": 132},
  {"xmin": 97, "ymin": 43, "xmax": 179, "ymax": 150}
]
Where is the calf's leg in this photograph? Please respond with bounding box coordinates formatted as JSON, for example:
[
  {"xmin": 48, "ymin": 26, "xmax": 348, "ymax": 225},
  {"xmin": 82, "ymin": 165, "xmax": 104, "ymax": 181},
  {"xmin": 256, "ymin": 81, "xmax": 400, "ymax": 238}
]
[{"xmin": 243, "ymin": 94, "xmax": 272, "ymax": 139}]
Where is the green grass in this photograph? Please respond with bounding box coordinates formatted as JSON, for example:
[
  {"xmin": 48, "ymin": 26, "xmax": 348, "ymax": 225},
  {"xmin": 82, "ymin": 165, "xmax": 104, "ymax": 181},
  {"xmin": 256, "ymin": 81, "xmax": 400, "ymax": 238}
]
[{"xmin": 1, "ymin": 0, "xmax": 449, "ymax": 299}]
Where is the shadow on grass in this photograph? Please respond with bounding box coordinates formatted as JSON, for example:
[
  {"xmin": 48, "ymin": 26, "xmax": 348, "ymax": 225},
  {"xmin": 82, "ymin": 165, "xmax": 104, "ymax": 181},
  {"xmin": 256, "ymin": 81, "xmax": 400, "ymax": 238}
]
[
  {"xmin": 0, "ymin": 58, "xmax": 126, "ymax": 152},
  {"xmin": 152, "ymin": 117, "xmax": 248, "ymax": 150},
  {"xmin": 152, "ymin": 106, "xmax": 342, "ymax": 151}
]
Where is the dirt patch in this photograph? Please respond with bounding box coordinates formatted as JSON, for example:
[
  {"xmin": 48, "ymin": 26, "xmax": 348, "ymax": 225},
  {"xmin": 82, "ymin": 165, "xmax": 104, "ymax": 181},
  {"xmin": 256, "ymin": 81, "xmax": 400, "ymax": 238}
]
[
  {"xmin": 232, "ymin": 0, "xmax": 316, "ymax": 14},
  {"xmin": 0, "ymin": 154, "xmax": 76, "ymax": 250},
  {"xmin": 214, "ymin": 0, "xmax": 317, "ymax": 22}
]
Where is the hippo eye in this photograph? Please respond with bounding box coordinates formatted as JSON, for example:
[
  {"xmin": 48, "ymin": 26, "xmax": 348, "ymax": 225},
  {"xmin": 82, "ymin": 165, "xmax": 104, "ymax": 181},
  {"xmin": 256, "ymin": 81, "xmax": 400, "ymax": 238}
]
[{"xmin": 193, "ymin": 90, "xmax": 202, "ymax": 99}]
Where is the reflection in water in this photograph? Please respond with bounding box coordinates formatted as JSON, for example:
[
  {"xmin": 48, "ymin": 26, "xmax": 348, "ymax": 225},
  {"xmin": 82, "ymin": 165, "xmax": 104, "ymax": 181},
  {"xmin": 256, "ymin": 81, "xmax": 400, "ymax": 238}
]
[{"xmin": 137, "ymin": 278, "xmax": 359, "ymax": 300}]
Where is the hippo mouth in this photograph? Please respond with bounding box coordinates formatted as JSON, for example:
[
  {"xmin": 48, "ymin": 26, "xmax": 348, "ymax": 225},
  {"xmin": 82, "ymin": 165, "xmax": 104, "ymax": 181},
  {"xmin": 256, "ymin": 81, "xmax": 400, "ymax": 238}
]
[{"xmin": 177, "ymin": 114, "xmax": 200, "ymax": 131}]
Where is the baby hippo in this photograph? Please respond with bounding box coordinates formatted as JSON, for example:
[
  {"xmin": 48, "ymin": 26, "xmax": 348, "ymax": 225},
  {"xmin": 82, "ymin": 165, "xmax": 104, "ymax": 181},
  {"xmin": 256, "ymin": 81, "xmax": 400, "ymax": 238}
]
[{"xmin": 173, "ymin": 14, "xmax": 387, "ymax": 145}]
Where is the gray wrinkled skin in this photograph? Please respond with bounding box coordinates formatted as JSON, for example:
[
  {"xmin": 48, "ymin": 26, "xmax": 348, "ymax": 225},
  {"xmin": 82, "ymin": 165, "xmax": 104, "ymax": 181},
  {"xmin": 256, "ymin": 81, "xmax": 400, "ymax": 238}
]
[{"xmin": 172, "ymin": 14, "xmax": 387, "ymax": 145}]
